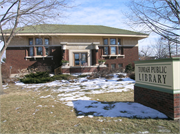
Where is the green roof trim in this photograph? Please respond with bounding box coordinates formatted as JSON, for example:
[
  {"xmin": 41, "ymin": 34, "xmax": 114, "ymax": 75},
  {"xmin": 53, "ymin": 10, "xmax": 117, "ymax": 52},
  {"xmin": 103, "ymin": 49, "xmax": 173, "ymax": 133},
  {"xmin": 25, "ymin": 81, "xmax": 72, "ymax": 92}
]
[
  {"xmin": 4, "ymin": 24, "xmax": 148, "ymax": 35},
  {"xmin": 134, "ymin": 57, "xmax": 180, "ymax": 64}
]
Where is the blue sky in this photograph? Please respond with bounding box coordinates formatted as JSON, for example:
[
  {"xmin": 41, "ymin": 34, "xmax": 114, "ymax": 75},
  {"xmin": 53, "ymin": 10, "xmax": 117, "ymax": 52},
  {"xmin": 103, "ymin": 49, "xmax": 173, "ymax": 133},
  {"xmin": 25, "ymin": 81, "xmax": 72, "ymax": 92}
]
[{"xmin": 60, "ymin": 0, "xmax": 158, "ymax": 52}]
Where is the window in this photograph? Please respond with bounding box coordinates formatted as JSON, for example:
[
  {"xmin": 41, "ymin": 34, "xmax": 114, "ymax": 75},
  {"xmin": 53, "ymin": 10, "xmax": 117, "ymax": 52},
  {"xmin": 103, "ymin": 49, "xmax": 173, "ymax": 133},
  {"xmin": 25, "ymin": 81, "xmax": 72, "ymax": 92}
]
[
  {"xmin": 118, "ymin": 64, "xmax": 123, "ymax": 68},
  {"xmin": 111, "ymin": 64, "xmax": 116, "ymax": 69},
  {"xmin": 118, "ymin": 47, "xmax": 121, "ymax": 54},
  {"xmin": 35, "ymin": 38, "xmax": 43, "ymax": 45},
  {"xmin": 74, "ymin": 53, "xmax": 87, "ymax": 66},
  {"xmin": 45, "ymin": 38, "xmax": 49, "ymax": 55},
  {"xmin": 111, "ymin": 47, "xmax": 116, "ymax": 55},
  {"xmin": 103, "ymin": 39, "xmax": 108, "ymax": 45},
  {"xmin": 118, "ymin": 39, "xmax": 121, "ymax": 45},
  {"xmin": 28, "ymin": 38, "xmax": 50, "ymax": 56},
  {"xmin": 104, "ymin": 47, "xmax": 108, "ymax": 55},
  {"xmin": 110, "ymin": 38, "xmax": 116, "ymax": 45},
  {"xmin": 29, "ymin": 38, "xmax": 33, "ymax": 56},
  {"xmin": 35, "ymin": 38, "xmax": 43, "ymax": 56}
]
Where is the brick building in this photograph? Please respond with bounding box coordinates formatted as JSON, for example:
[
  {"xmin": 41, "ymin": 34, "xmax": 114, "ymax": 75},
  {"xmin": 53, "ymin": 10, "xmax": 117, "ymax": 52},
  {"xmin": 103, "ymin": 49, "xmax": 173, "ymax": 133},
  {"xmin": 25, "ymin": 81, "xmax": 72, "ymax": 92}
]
[{"xmin": 4, "ymin": 24, "xmax": 148, "ymax": 74}]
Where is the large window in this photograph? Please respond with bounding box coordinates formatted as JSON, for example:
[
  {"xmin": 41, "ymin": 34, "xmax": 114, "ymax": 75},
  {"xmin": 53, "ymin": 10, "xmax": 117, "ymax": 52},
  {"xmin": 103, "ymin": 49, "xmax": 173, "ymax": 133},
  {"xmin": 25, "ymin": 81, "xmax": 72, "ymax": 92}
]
[
  {"xmin": 111, "ymin": 47, "xmax": 116, "ymax": 55},
  {"xmin": 74, "ymin": 53, "xmax": 87, "ymax": 66},
  {"xmin": 104, "ymin": 47, "xmax": 108, "ymax": 55},
  {"xmin": 110, "ymin": 38, "xmax": 116, "ymax": 45},
  {"xmin": 28, "ymin": 38, "xmax": 49, "ymax": 56},
  {"xmin": 103, "ymin": 39, "xmax": 108, "ymax": 45},
  {"xmin": 29, "ymin": 38, "xmax": 33, "ymax": 56}
]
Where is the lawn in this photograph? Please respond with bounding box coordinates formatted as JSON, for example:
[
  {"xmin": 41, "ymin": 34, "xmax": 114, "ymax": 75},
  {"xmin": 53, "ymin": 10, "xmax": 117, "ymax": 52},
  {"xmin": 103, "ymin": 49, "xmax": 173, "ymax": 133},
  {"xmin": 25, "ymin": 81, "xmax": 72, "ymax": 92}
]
[{"xmin": 1, "ymin": 74, "xmax": 180, "ymax": 133}]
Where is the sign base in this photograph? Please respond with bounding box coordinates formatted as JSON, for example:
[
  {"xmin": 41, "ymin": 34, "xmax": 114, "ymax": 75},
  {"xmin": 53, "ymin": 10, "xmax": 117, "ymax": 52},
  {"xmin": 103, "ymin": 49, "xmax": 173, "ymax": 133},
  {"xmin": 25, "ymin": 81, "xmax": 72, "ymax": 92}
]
[{"xmin": 134, "ymin": 85, "xmax": 180, "ymax": 120}]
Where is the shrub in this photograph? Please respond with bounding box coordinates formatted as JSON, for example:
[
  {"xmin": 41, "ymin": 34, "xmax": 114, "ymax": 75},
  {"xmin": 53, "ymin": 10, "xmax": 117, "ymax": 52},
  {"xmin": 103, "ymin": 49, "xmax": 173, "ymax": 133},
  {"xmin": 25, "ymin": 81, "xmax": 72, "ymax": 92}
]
[
  {"xmin": 77, "ymin": 75, "xmax": 88, "ymax": 78},
  {"xmin": 125, "ymin": 64, "xmax": 134, "ymax": 73},
  {"xmin": 88, "ymin": 68, "xmax": 124, "ymax": 79},
  {"xmin": 61, "ymin": 60, "xmax": 69, "ymax": 63},
  {"xmin": 52, "ymin": 74, "xmax": 75, "ymax": 80},
  {"xmin": 98, "ymin": 59, "xmax": 106, "ymax": 63},
  {"xmin": 20, "ymin": 71, "xmax": 53, "ymax": 84},
  {"xmin": 25, "ymin": 71, "xmax": 50, "ymax": 78}
]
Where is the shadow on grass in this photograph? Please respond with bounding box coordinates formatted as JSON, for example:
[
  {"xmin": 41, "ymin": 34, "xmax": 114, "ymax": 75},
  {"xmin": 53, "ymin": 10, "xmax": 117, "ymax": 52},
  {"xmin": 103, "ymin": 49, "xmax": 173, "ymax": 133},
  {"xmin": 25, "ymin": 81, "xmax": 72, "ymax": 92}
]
[{"xmin": 72, "ymin": 100, "xmax": 169, "ymax": 119}]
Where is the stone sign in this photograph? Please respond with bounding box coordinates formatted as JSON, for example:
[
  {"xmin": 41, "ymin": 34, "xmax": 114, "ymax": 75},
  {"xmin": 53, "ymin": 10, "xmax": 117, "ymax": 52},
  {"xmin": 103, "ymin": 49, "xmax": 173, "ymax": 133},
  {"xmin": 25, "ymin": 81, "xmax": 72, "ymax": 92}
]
[{"xmin": 134, "ymin": 58, "xmax": 180, "ymax": 120}]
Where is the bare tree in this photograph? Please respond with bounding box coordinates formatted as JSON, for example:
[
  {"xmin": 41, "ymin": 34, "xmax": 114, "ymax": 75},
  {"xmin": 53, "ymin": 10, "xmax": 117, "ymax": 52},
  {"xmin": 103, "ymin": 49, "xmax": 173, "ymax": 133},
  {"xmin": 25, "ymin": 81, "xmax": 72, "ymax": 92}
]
[
  {"xmin": 0, "ymin": 0, "xmax": 72, "ymax": 94},
  {"xmin": 153, "ymin": 38, "xmax": 169, "ymax": 59},
  {"xmin": 126, "ymin": 0, "xmax": 180, "ymax": 44},
  {"xmin": 139, "ymin": 45, "xmax": 153, "ymax": 60}
]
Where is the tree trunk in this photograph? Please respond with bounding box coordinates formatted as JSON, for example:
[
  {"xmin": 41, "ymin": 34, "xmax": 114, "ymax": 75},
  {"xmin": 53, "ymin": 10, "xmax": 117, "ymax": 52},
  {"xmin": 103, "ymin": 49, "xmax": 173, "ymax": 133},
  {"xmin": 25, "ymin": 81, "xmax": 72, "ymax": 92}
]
[
  {"xmin": 168, "ymin": 40, "xmax": 172, "ymax": 58},
  {"xmin": 0, "ymin": 64, "xmax": 4, "ymax": 94}
]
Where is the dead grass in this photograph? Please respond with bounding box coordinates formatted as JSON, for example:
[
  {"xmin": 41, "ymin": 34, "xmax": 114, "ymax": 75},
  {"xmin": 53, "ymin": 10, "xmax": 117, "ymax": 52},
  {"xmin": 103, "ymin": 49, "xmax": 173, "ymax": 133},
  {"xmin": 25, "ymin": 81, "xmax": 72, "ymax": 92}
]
[
  {"xmin": 86, "ymin": 90, "xmax": 134, "ymax": 102},
  {"xmin": 0, "ymin": 84, "xmax": 180, "ymax": 133}
]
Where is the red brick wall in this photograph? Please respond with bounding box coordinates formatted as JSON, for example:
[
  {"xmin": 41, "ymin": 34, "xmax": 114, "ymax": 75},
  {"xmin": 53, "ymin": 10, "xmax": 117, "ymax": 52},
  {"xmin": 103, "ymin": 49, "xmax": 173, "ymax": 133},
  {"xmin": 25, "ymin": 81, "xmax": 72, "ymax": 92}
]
[
  {"xmin": 134, "ymin": 85, "xmax": 180, "ymax": 120},
  {"xmin": 98, "ymin": 47, "xmax": 138, "ymax": 68},
  {"xmin": 6, "ymin": 47, "xmax": 62, "ymax": 73},
  {"xmin": 61, "ymin": 66, "xmax": 107, "ymax": 74}
]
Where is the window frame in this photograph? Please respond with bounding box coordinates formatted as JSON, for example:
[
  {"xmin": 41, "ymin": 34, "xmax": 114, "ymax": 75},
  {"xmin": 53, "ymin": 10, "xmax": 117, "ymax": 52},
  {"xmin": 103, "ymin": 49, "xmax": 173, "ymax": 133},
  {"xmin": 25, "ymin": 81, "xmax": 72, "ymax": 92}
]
[
  {"xmin": 44, "ymin": 38, "xmax": 50, "ymax": 55},
  {"xmin": 118, "ymin": 38, "xmax": 121, "ymax": 45},
  {"xmin": 103, "ymin": 38, "xmax": 108, "ymax": 45},
  {"xmin": 35, "ymin": 38, "xmax": 43, "ymax": 56},
  {"xmin": 111, "ymin": 64, "xmax": 116, "ymax": 69},
  {"xmin": 35, "ymin": 38, "xmax": 43, "ymax": 45},
  {"xmin": 110, "ymin": 38, "xmax": 116, "ymax": 45},
  {"xmin": 28, "ymin": 37, "xmax": 50, "ymax": 56},
  {"xmin": 111, "ymin": 46, "xmax": 116, "ymax": 55},
  {"xmin": 36, "ymin": 47, "xmax": 43, "ymax": 56},
  {"xmin": 104, "ymin": 46, "xmax": 109, "ymax": 55},
  {"xmin": 29, "ymin": 38, "xmax": 33, "ymax": 56},
  {"xmin": 74, "ymin": 52, "xmax": 88, "ymax": 66},
  {"xmin": 118, "ymin": 47, "xmax": 121, "ymax": 54},
  {"xmin": 118, "ymin": 63, "xmax": 123, "ymax": 68}
]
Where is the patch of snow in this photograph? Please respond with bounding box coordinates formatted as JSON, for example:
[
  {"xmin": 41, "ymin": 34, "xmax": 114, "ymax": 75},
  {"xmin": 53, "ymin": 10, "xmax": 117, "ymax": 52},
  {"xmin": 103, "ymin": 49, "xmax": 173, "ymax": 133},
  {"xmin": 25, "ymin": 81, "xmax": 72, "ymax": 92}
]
[
  {"xmin": 73, "ymin": 100, "xmax": 168, "ymax": 119},
  {"xmin": 40, "ymin": 95, "xmax": 51, "ymax": 98},
  {"xmin": 15, "ymin": 107, "xmax": 21, "ymax": 110},
  {"xmin": 97, "ymin": 119, "xmax": 104, "ymax": 122},
  {"xmin": 77, "ymin": 116, "xmax": 84, "ymax": 118},
  {"xmin": 138, "ymin": 131, "xmax": 149, "ymax": 134},
  {"xmin": 88, "ymin": 115, "xmax": 94, "ymax": 118},
  {"xmin": 37, "ymin": 105, "xmax": 42, "ymax": 107},
  {"xmin": 3, "ymin": 84, "xmax": 8, "ymax": 89},
  {"xmin": 49, "ymin": 74, "xmax": 54, "ymax": 77}
]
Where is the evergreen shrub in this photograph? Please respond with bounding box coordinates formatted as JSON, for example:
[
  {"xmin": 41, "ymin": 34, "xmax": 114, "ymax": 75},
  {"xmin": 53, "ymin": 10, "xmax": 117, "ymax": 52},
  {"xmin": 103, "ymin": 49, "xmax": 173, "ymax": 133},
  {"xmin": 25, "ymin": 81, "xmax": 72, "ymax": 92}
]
[
  {"xmin": 125, "ymin": 64, "xmax": 134, "ymax": 73},
  {"xmin": 20, "ymin": 71, "xmax": 53, "ymax": 84}
]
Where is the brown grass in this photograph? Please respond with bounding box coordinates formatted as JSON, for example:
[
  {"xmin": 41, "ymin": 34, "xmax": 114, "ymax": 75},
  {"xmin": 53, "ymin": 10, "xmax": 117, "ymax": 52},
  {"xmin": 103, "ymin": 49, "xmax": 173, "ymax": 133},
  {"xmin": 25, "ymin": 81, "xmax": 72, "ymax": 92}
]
[{"xmin": 0, "ymin": 84, "xmax": 179, "ymax": 133}]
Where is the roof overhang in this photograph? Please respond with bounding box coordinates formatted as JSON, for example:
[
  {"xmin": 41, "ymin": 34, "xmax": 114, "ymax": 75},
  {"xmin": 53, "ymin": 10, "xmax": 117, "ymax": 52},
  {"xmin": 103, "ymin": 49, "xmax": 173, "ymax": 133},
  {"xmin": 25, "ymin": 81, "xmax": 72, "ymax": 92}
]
[{"xmin": 3, "ymin": 33, "xmax": 148, "ymax": 39}]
